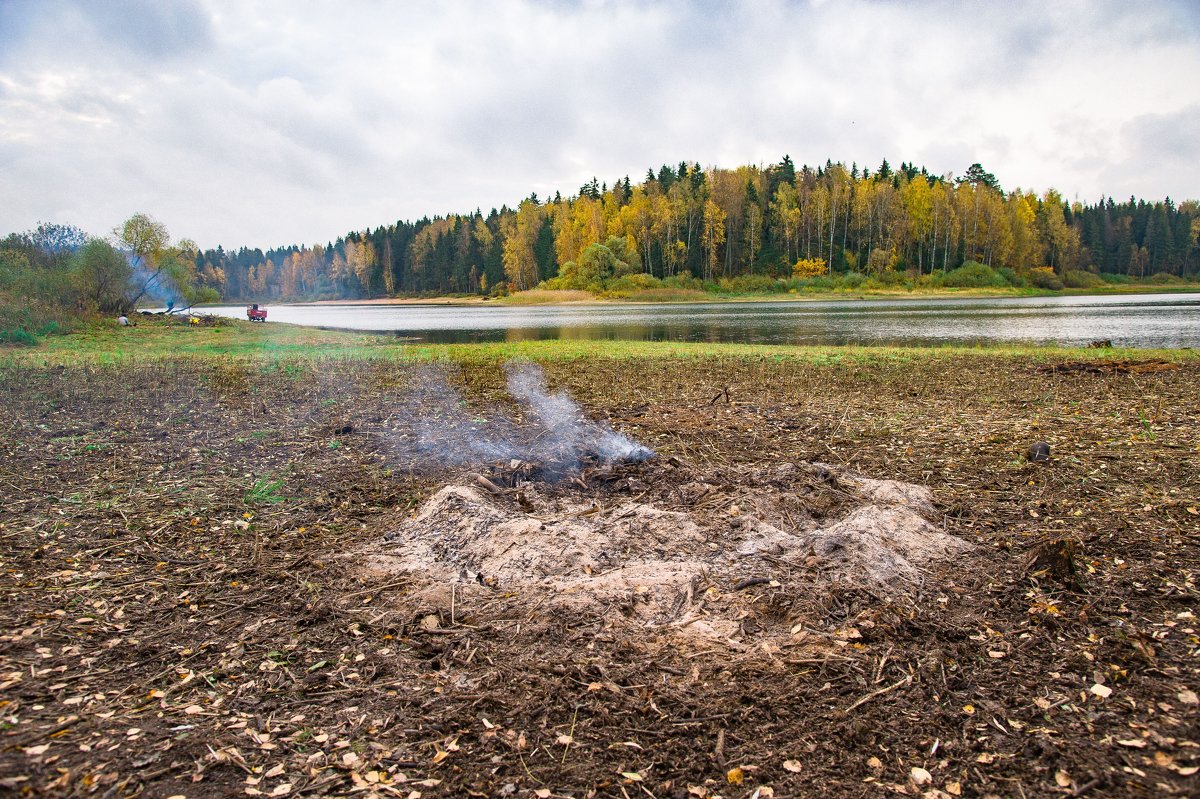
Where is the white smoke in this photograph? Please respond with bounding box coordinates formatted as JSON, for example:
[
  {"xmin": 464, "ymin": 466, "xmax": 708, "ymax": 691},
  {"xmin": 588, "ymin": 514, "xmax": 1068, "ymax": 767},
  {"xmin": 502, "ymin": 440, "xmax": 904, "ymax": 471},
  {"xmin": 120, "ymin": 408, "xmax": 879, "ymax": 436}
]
[
  {"xmin": 388, "ymin": 361, "xmax": 652, "ymax": 475},
  {"xmin": 503, "ymin": 361, "xmax": 652, "ymax": 466}
]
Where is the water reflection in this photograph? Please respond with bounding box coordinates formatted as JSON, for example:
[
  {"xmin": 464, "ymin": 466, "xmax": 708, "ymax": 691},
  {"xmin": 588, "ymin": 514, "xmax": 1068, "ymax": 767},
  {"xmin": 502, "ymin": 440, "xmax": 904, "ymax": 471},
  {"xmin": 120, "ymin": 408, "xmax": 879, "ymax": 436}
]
[{"xmin": 196, "ymin": 293, "xmax": 1200, "ymax": 348}]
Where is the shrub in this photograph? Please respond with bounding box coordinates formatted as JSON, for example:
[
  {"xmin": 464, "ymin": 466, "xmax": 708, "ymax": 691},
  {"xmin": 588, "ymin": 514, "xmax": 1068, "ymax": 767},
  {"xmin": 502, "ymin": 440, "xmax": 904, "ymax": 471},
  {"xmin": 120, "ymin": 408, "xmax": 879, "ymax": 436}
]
[
  {"xmin": 662, "ymin": 273, "xmax": 705, "ymax": 291},
  {"xmin": 782, "ymin": 275, "xmax": 835, "ymax": 291},
  {"xmin": 603, "ymin": 273, "xmax": 664, "ymax": 297},
  {"xmin": 1063, "ymin": 269, "xmax": 1105, "ymax": 289},
  {"xmin": 941, "ymin": 261, "xmax": 1008, "ymax": 288},
  {"xmin": 0, "ymin": 326, "xmax": 39, "ymax": 346},
  {"xmin": 875, "ymin": 269, "xmax": 909, "ymax": 287},
  {"xmin": 792, "ymin": 257, "xmax": 826, "ymax": 279},
  {"xmin": 716, "ymin": 275, "xmax": 782, "ymax": 294},
  {"xmin": 1151, "ymin": 272, "xmax": 1182, "ymax": 284},
  {"xmin": 837, "ymin": 271, "xmax": 866, "ymax": 289},
  {"xmin": 0, "ymin": 293, "xmax": 77, "ymax": 347},
  {"xmin": 606, "ymin": 273, "xmax": 662, "ymax": 292},
  {"xmin": 1100, "ymin": 272, "xmax": 1132, "ymax": 284},
  {"xmin": 866, "ymin": 248, "xmax": 898, "ymax": 275},
  {"xmin": 1026, "ymin": 267, "xmax": 1064, "ymax": 290},
  {"xmin": 995, "ymin": 267, "xmax": 1026, "ymax": 287}
]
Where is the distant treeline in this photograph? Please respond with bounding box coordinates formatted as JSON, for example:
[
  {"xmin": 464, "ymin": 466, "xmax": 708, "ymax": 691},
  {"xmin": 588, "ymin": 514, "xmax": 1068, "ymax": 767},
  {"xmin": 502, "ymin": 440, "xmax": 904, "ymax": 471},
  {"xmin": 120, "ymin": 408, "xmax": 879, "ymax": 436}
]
[
  {"xmin": 70, "ymin": 158, "xmax": 1200, "ymax": 301},
  {"xmin": 194, "ymin": 157, "xmax": 1190, "ymax": 299}
]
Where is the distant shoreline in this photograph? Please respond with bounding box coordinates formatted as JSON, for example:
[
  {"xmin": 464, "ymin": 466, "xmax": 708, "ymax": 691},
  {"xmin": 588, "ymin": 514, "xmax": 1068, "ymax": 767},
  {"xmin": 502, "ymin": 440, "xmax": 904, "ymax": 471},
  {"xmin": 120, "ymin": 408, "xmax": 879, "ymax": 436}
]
[{"xmin": 211, "ymin": 282, "xmax": 1200, "ymax": 308}]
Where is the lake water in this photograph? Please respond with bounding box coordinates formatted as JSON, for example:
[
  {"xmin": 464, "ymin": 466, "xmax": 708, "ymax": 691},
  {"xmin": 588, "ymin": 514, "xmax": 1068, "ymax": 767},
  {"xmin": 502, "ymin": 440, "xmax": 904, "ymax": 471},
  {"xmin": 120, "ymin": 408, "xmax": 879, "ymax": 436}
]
[{"xmin": 201, "ymin": 293, "xmax": 1200, "ymax": 348}]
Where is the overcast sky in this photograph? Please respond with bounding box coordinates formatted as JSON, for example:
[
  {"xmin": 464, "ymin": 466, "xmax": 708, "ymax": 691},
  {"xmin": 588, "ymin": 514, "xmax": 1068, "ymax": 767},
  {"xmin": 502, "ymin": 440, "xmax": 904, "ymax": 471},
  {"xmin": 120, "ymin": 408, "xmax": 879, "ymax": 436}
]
[{"xmin": 2, "ymin": 0, "xmax": 1198, "ymax": 250}]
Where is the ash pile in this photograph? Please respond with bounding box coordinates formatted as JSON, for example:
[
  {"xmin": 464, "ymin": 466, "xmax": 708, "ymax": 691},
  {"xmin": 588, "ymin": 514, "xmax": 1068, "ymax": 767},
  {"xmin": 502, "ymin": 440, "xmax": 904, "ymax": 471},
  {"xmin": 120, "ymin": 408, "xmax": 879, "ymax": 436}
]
[{"xmin": 356, "ymin": 363, "xmax": 971, "ymax": 647}]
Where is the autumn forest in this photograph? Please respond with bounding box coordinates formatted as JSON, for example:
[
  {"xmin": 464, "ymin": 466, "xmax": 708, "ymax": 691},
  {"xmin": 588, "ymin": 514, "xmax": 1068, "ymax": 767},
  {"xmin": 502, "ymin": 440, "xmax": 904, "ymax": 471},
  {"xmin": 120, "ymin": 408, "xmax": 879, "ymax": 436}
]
[{"xmin": 192, "ymin": 157, "xmax": 1199, "ymax": 300}]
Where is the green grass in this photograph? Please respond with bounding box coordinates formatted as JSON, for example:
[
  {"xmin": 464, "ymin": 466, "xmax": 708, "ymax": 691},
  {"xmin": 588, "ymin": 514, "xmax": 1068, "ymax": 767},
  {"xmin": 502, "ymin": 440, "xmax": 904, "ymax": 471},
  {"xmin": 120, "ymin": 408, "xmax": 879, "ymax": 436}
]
[
  {"xmin": 245, "ymin": 476, "xmax": 287, "ymax": 505},
  {"xmin": 3, "ymin": 315, "xmax": 1195, "ymax": 369},
  {"xmin": 6, "ymin": 318, "xmax": 395, "ymax": 364}
]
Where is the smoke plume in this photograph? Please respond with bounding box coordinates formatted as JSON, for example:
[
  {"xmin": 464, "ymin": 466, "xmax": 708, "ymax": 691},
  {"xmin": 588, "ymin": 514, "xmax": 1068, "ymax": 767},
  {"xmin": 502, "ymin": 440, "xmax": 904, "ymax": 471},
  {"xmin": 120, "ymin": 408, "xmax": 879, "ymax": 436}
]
[{"xmin": 389, "ymin": 361, "xmax": 651, "ymax": 474}]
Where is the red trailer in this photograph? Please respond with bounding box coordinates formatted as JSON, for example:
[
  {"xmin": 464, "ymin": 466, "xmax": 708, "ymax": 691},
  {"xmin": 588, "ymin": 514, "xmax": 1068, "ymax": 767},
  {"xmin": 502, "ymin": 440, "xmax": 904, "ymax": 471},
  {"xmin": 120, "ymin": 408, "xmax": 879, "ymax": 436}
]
[{"xmin": 247, "ymin": 304, "xmax": 268, "ymax": 322}]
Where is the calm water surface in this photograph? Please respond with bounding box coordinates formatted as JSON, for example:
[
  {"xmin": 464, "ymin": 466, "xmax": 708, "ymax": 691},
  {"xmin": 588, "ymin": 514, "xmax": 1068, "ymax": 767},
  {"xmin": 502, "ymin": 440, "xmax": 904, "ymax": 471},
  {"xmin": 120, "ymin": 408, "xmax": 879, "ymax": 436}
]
[{"xmin": 202, "ymin": 293, "xmax": 1200, "ymax": 348}]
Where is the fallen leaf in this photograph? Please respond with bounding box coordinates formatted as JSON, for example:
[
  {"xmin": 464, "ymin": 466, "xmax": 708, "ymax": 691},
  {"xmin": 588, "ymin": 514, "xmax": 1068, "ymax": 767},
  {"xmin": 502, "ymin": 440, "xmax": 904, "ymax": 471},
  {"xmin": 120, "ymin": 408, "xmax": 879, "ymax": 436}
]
[
  {"xmin": 975, "ymin": 752, "xmax": 995, "ymax": 764},
  {"xmin": 910, "ymin": 766, "xmax": 932, "ymax": 786},
  {"xmin": 962, "ymin": 704, "xmax": 975, "ymax": 715},
  {"xmin": 1176, "ymin": 766, "xmax": 1199, "ymax": 776},
  {"xmin": 750, "ymin": 788, "xmax": 774, "ymax": 798},
  {"xmin": 1089, "ymin": 684, "xmax": 1112, "ymax": 698},
  {"xmin": 782, "ymin": 759, "xmax": 802, "ymax": 773},
  {"xmin": 988, "ymin": 650, "xmax": 1006, "ymax": 659},
  {"xmin": 184, "ymin": 704, "xmax": 204, "ymax": 715},
  {"xmin": 866, "ymin": 756, "xmax": 883, "ymax": 770},
  {"xmin": 534, "ymin": 791, "xmax": 551, "ymax": 799},
  {"xmin": 1117, "ymin": 739, "xmax": 1147, "ymax": 749},
  {"xmin": 271, "ymin": 785, "xmax": 292, "ymax": 797},
  {"xmin": 1055, "ymin": 770, "xmax": 1071, "ymax": 787},
  {"xmin": 1154, "ymin": 752, "xmax": 1175, "ymax": 768},
  {"xmin": 946, "ymin": 781, "xmax": 962, "ymax": 796},
  {"xmin": 556, "ymin": 734, "xmax": 573, "ymax": 746},
  {"xmin": 265, "ymin": 765, "xmax": 285, "ymax": 778},
  {"xmin": 1177, "ymin": 689, "xmax": 1198, "ymax": 705},
  {"xmin": 23, "ymin": 744, "xmax": 50, "ymax": 756},
  {"xmin": 621, "ymin": 771, "xmax": 643, "ymax": 782},
  {"xmin": 727, "ymin": 767, "xmax": 744, "ymax": 785}
]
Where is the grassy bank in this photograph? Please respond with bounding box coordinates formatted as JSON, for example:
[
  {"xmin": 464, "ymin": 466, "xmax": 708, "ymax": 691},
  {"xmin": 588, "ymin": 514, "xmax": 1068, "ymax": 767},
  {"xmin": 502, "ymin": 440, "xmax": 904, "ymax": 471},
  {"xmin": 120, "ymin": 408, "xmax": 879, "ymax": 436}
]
[{"xmin": 6, "ymin": 314, "xmax": 1198, "ymax": 368}]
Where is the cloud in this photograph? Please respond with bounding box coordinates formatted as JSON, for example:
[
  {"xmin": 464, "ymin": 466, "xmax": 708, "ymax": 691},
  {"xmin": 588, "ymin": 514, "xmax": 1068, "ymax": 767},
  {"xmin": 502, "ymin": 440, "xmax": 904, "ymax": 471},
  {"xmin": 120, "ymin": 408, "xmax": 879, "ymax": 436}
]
[
  {"xmin": 0, "ymin": 0, "xmax": 213, "ymax": 67},
  {"xmin": 1099, "ymin": 104, "xmax": 1200, "ymax": 201},
  {"xmin": 1, "ymin": 0, "xmax": 1197, "ymax": 249}
]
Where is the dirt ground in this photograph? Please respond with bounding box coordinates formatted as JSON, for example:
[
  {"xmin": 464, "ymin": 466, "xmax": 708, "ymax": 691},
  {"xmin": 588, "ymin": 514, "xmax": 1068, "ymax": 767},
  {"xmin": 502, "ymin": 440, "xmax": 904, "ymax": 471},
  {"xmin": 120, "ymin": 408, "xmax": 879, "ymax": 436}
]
[{"xmin": 1, "ymin": 353, "xmax": 1197, "ymax": 798}]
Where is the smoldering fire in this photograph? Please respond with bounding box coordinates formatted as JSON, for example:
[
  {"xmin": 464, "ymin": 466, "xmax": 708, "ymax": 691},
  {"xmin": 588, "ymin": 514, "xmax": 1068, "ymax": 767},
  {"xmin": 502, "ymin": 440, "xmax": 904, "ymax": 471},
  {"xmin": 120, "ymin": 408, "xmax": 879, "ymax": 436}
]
[{"xmin": 388, "ymin": 361, "xmax": 652, "ymax": 475}]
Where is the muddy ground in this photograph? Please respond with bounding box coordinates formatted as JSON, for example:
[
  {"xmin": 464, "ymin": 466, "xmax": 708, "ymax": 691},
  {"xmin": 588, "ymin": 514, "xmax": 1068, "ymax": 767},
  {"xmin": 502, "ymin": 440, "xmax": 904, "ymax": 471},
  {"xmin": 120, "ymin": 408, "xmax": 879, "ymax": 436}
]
[{"xmin": 1, "ymin": 354, "xmax": 1197, "ymax": 798}]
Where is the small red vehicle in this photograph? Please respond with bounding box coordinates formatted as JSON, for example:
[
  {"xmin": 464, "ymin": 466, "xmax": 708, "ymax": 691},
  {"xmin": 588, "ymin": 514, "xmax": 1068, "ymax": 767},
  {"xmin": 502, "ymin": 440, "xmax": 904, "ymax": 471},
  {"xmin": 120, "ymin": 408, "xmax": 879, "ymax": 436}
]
[{"xmin": 247, "ymin": 304, "xmax": 268, "ymax": 322}]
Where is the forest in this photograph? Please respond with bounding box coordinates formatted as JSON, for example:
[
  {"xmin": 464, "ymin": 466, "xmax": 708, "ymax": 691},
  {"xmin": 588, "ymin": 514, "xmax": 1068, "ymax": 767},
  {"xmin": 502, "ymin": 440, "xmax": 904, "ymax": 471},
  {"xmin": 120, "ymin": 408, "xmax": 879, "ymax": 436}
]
[{"xmin": 192, "ymin": 157, "xmax": 1200, "ymax": 301}]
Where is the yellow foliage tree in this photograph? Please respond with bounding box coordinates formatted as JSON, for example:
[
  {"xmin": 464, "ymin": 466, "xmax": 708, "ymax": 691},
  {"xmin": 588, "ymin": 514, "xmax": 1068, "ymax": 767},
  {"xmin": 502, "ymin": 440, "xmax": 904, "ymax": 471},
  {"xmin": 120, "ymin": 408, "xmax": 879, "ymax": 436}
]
[
  {"xmin": 792, "ymin": 257, "xmax": 826, "ymax": 279},
  {"xmin": 701, "ymin": 199, "xmax": 726, "ymax": 281},
  {"xmin": 502, "ymin": 199, "xmax": 543, "ymax": 291}
]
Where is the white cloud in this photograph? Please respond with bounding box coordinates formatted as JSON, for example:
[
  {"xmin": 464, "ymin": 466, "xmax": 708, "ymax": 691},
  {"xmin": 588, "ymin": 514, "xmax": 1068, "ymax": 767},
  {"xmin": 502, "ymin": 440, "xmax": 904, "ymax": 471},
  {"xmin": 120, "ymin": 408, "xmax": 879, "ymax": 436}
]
[{"xmin": 1, "ymin": 0, "xmax": 1197, "ymax": 249}]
